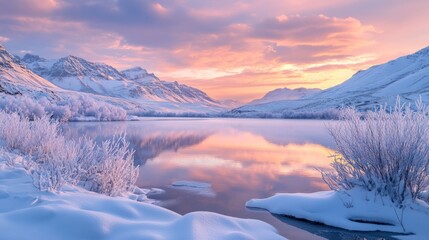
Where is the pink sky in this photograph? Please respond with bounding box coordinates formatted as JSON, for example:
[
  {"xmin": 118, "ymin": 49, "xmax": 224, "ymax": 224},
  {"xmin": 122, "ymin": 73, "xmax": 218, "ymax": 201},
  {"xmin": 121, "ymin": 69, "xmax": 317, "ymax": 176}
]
[{"xmin": 0, "ymin": 0, "xmax": 428, "ymax": 101}]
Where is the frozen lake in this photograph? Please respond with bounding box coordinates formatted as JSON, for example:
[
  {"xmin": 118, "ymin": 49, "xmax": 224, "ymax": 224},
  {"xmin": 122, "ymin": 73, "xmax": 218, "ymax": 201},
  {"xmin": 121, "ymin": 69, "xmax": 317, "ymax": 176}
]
[{"xmin": 62, "ymin": 118, "xmax": 397, "ymax": 240}]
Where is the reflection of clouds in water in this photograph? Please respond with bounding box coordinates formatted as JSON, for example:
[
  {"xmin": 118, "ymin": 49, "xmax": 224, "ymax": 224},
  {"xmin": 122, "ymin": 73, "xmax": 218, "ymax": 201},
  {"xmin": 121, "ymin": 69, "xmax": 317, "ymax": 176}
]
[
  {"xmin": 140, "ymin": 131, "xmax": 334, "ymax": 197},
  {"xmin": 62, "ymin": 118, "xmax": 338, "ymax": 239},
  {"xmin": 62, "ymin": 119, "xmax": 335, "ymax": 191},
  {"xmin": 169, "ymin": 130, "xmax": 334, "ymax": 177},
  {"xmin": 227, "ymin": 119, "xmax": 336, "ymax": 149},
  {"xmin": 156, "ymin": 155, "xmax": 243, "ymax": 169}
]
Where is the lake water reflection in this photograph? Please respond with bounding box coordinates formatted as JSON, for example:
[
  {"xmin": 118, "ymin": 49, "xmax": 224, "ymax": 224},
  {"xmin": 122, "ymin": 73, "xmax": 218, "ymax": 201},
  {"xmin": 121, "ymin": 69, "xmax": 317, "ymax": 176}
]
[{"xmin": 62, "ymin": 118, "xmax": 397, "ymax": 240}]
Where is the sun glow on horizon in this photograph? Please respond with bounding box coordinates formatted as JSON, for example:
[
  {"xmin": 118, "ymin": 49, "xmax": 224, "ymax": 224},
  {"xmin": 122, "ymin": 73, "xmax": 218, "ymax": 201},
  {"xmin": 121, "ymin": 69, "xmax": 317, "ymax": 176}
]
[{"xmin": 1, "ymin": 0, "xmax": 428, "ymax": 101}]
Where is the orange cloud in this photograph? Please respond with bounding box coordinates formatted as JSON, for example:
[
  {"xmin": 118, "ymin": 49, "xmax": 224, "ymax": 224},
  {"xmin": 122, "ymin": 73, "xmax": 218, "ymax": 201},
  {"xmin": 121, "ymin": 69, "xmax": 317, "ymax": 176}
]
[{"xmin": 1, "ymin": 0, "xmax": 428, "ymax": 101}]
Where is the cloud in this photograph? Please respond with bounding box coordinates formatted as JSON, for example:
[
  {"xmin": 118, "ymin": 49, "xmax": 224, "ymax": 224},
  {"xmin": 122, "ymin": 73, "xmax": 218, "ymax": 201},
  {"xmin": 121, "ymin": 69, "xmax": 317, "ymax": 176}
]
[
  {"xmin": 0, "ymin": 35, "xmax": 9, "ymax": 43},
  {"xmin": 175, "ymin": 70, "xmax": 324, "ymax": 101},
  {"xmin": 253, "ymin": 14, "xmax": 376, "ymax": 43},
  {"xmin": 1, "ymin": 0, "xmax": 425, "ymax": 101},
  {"xmin": 0, "ymin": 0, "xmax": 59, "ymax": 16}
]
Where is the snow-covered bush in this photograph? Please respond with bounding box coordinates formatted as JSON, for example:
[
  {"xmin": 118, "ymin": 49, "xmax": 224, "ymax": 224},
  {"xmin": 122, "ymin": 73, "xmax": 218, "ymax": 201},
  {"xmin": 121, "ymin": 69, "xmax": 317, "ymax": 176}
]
[
  {"xmin": 78, "ymin": 137, "xmax": 138, "ymax": 196},
  {"xmin": 0, "ymin": 111, "xmax": 138, "ymax": 196},
  {"xmin": 0, "ymin": 95, "xmax": 45, "ymax": 119},
  {"xmin": 322, "ymin": 100, "xmax": 429, "ymax": 205},
  {"xmin": 67, "ymin": 95, "xmax": 128, "ymax": 121},
  {"xmin": 0, "ymin": 95, "xmax": 129, "ymax": 122}
]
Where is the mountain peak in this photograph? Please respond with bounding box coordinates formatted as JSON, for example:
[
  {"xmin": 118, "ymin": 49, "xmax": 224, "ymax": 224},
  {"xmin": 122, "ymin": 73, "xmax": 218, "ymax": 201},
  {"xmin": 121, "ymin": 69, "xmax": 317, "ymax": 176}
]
[
  {"xmin": 122, "ymin": 66, "xmax": 148, "ymax": 75},
  {"xmin": 22, "ymin": 53, "xmax": 45, "ymax": 63},
  {"xmin": 121, "ymin": 66, "xmax": 155, "ymax": 81},
  {"xmin": 61, "ymin": 55, "xmax": 85, "ymax": 63},
  {"xmin": 37, "ymin": 54, "xmax": 125, "ymax": 82},
  {"xmin": 0, "ymin": 45, "xmax": 22, "ymax": 68},
  {"xmin": 127, "ymin": 66, "xmax": 146, "ymax": 72},
  {"xmin": 248, "ymin": 87, "xmax": 322, "ymax": 105}
]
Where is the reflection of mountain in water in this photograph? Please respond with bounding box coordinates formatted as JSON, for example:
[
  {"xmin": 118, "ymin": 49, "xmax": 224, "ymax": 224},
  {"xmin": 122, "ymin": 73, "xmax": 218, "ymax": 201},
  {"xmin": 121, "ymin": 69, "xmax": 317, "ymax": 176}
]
[
  {"xmin": 129, "ymin": 132, "xmax": 209, "ymax": 165},
  {"xmin": 61, "ymin": 122, "xmax": 210, "ymax": 166}
]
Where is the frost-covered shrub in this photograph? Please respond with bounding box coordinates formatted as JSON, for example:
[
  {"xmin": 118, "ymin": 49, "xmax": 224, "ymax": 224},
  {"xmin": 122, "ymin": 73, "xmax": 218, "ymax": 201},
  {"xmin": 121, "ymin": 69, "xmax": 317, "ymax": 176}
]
[
  {"xmin": 41, "ymin": 101, "xmax": 73, "ymax": 122},
  {"xmin": 68, "ymin": 95, "xmax": 128, "ymax": 121},
  {"xmin": 0, "ymin": 113, "xmax": 61, "ymax": 157},
  {"xmin": 0, "ymin": 111, "xmax": 138, "ymax": 196},
  {"xmin": 0, "ymin": 95, "xmax": 45, "ymax": 119},
  {"xmin": 0, "ymin": 95, "xmax": 129, "ymax": 122},
  {"xmin": 78, "ymin": 137, "xmax": 138, "ymax": 196},
  {"xmin": 32, "ymin": 143, "xmax": 80, "ymax": 192},
  {"xmin": 322, "ymin": 100, "xmax": 429, "ymax": 205}
]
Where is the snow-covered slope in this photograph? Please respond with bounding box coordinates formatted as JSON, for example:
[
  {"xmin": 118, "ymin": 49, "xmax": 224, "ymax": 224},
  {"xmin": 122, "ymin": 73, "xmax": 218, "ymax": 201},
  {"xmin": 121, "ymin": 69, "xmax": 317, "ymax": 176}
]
[
  {"xmin": 234, "ymin": 46, "xmax": 429, "ymax": 115},
  {"xmin": 21, "ymin": 54, "xmax": 223, "ymax": 109},
  {"xmin": 0, "ymin": 45, "xmax": 147, "ymax": 120},
  {"xmin": 122, "ymin": 67, "xmax": 219, "ymax": 105},
  {"xmin": 248, "ymin": 87, "xmax": 321, "ymax": 105},
  {"xmin": 0, "ymin": 46, "xmax": 58, "ymax": 91},
  {"xmin": 0, "ymin": 44, "xmax": 227, "ymax": 117},
  {"xmin": 22, "ymin": 54, "xmax": 127, "ymax": 95}
]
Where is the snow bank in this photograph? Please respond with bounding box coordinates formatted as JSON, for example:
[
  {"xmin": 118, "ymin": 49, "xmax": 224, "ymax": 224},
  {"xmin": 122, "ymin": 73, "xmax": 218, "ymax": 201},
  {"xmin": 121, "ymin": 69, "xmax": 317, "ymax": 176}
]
[
  {"xmin": 246, "ymin": 188, "xmax": 429, "ymax": 239},
  {"xmin": 0, "ymin": 157, "xmax": 285, "ymax": 240},
  {"xmin": 171, "ymin": 180, "xmax": 216, "ymax": 197}
]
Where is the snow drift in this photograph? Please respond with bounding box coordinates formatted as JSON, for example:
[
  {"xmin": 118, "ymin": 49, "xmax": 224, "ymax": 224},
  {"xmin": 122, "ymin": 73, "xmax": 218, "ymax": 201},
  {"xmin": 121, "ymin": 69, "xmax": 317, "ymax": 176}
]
[
  {"xmin": 0, "ymin": 160, "xmax": 285, "ymax": 240},
  {"xmin": 246, "ymin": 188, "xmax": 429, "ymax": 239}
]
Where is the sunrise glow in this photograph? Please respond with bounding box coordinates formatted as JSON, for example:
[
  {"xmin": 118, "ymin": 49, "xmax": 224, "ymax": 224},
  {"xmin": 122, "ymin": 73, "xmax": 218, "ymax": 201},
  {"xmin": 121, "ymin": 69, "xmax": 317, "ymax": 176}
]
[{"xmin": 0, "ymin": 0, "xmax": 428, "ymax": 101}]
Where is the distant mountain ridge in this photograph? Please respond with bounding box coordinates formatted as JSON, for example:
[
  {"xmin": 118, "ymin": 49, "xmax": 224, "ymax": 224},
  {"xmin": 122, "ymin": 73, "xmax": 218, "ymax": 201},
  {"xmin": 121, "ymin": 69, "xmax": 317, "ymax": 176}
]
[
  {"xmin": 0, "ymin": 45, "xmax": 228, "ymax": 120},
  {"xmin": 19, "ymin": 53, "xmax": 220, "ymax": 107},
  {"xmin": 248, "ymin": 87, "xmax": 321, "ymax": 105},
  {"xmin": 5, "ymin": 44, "xmax": 429, "ymax": 119},
  {"xmin": 234, "ymin": 45, "xmax": 429, "ymax": 116}
]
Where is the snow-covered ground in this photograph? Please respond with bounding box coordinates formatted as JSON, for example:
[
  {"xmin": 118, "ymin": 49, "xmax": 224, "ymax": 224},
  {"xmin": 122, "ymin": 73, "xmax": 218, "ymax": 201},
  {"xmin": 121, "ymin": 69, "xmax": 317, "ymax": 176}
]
[
  {"xmin": 0, "ymin": 151, "xmax": 285, "ymax": 240},
  {"xmin": 246, "ymin": 188, "xmax": 429, "ymax": 239}
]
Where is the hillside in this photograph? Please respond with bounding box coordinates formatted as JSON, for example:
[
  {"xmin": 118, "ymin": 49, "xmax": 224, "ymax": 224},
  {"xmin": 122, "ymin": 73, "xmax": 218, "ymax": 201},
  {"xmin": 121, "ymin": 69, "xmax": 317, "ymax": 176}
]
[
  {"xmin": 248, "ymin": 87, "xmax": 321, "ymax": 105},
  {"xmin": 20, "ymin": 54, "xmax": 223, "ymax": 109},
  {"xmin": 234, "ymin": 46, "xmax": 429, "ymax": 116}
]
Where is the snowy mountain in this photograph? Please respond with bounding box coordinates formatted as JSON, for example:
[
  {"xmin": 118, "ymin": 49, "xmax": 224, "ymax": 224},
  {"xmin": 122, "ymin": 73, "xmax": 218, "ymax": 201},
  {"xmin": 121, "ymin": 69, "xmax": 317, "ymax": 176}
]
[
  {"xmin": 0, "ymin": 45, "xmax": 146, "ymax": 119},
  {"xmin": 0, "ymin": 45, "xmax": 58, "ymax": 92},
  {"xmin": 0, "ymin": 45, "xmax": 228, "ymax": 121},
  {"xmin": 21, "ymin": 54, "xmax": 222, "ymax": 108},
  {"xmin": 121, "ymin": 67, "xmax": 219, "ymax": 105},
  {"xmin": 248, "ymin": 87, "xmax": 321, "ymax": 105},
  {"xmin": 234, "ymin": 46, "xmax": 429, "ymax": 116},
  {"xmin": 218, "ymin": 99, "xmax": 244, "ymax": 108},
  {"xmin": 23, "ymin": 54, "xmax": 126, "ymax": 94}
]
